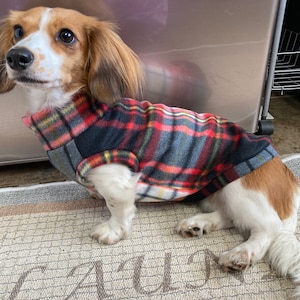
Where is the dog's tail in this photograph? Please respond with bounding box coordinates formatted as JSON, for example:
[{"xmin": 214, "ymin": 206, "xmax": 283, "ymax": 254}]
[{"xmin": 268, "ymin": 232, "xmax": 300, "ymax": 297}]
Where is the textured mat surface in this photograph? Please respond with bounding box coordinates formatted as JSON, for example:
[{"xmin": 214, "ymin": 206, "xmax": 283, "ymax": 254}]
[{"xmin": 0, "ymin": 155, "xmax": 299, "ymax": 299}]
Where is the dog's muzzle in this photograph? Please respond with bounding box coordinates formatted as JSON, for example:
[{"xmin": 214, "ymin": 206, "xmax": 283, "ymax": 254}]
[{"xmin": 6, "ymin": 47, "xmax": 34, "ymax": 71}]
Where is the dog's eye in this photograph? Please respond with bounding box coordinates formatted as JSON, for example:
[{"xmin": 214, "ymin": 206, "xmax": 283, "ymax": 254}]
[
  {"xmin": 14, "ymin": 25, "xmax": 24, "ymax": 41},
  {"xmin": 58, "ymin": 29, "xmax": 76, "ymax": 45}
]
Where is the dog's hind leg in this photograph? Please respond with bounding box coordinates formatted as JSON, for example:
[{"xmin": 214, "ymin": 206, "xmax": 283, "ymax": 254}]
[
  {"xmin": 216, "ymin": 178, "xmax": 283, "ymax": 271},
  {"xmin": 87, "ymin": 163, "xmax": 140, "ymax": 244},
  {"xmin": 177, "ymin": 178, "xmax": 283, "ymax": 271},
  {"xmin": 177, "ymin": 193, "xmax": 234, "ymax": 237}
]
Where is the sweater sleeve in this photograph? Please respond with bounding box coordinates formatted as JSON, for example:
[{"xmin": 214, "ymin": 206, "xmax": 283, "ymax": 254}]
[{"xmin": 76, "ymin": 150, "xmax": 140, "ymax": 185}]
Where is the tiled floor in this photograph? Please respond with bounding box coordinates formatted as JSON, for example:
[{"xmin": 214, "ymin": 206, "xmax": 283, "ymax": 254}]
[
  {"xmin": 269, "ymin": 95, "xmax": 300, "ymax": 154},
  {"xmin": 0, "ymin": 95, "xmax": 299, "ymax": 188}
]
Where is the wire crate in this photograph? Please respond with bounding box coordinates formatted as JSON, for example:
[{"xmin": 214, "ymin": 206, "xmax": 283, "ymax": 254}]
[{"xmin": 273, "ymin": 28, "xmax": 300, "ymax": 93}]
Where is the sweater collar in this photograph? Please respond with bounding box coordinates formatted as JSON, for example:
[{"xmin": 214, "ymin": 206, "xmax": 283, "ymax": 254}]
[{"xmin": 22, "ymin": 91, "xmax": 106, "ymax": 151}]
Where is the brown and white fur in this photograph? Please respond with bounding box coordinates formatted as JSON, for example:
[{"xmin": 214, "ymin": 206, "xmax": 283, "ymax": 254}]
[{"xmin": 0, "ymin": 7, "xmax": 300, "ymax": 295}]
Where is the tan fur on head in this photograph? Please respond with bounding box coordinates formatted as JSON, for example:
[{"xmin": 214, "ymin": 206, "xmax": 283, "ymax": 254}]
[
  {"xmin": 0, "ymin": 17, "xmax": 16, "ymax": 93},
  {"xmin": 0, "ymin": 7, "xmax": 143, "ymax": 104},
  {"xmin": 85, "ymin": 21, "xmax": 144, "ymax": 104}
]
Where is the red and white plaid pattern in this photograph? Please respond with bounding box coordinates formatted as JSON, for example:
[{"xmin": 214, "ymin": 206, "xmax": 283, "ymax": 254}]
[{"xmin": 23, "ymin": 92, "xmax": 277, "ymax": 202}]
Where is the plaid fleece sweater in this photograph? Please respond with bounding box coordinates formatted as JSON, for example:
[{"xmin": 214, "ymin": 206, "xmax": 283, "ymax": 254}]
[{"xmin": 23, "ymin": 92, "xmax": 277, "ymax": 202}]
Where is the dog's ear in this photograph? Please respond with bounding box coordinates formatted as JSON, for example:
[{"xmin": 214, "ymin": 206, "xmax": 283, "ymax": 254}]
[
  {"xmin": 0, "ymin": 17, "xmax": 16, "ymax": 94},
  {"xmin": 86, "ymin": 21, "xmax": 143, "ymax": 104}
]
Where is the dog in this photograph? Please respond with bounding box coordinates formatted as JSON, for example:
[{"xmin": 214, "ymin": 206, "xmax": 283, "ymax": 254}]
[{"xmin": 1, "ymin": 7, "xmax": 300, "ymax": 295}]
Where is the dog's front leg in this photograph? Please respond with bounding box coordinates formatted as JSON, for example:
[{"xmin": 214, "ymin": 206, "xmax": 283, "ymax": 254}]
[{"xmin": 87, "ymin": 164, "xmax": 140, "ymax": 244}]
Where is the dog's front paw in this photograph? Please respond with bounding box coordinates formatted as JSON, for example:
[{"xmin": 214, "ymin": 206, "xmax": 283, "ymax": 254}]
[
  {"xmin": 176, "ymin": 214, "xmax": 217, "ymax": 238},
  {"xmin": 218, "ymin": 249, "xmax": 251, "ymax": 272},
  {"xmin": 90, "ymin": 220, "xmax": 130, "ymax": 244}
]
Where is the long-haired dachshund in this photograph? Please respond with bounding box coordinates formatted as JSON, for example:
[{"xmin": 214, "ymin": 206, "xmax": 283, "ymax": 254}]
[{"xmin": 1, "ymin": 7, "xmax": 300, "ymax": 295}]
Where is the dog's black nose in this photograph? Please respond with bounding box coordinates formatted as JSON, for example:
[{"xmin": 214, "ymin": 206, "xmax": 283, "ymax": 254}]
[{"xmin": 6, "ymin": 48, "xmax": 34, "ymax": 71}]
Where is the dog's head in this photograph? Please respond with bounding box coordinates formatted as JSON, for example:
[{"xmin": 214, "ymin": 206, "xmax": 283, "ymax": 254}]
[{"xmin": 0, "ymin": 7, "xmax": 143, "ymax": 109}]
